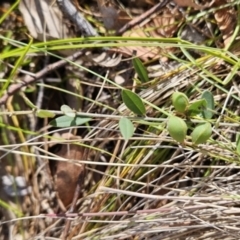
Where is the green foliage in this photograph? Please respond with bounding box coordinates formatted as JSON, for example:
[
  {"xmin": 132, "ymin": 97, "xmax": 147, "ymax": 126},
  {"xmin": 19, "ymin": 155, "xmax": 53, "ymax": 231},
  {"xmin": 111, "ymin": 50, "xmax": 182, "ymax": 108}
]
[
  {"xmin": 172, "ymin": 92, "xmax": 189, "ymax": 113},
  {"xmin": 201, "ymin": 90, "xmax": 214, "ymax": 119},
  {"xmin": 167, "ymin": 116, "xmax": 187, "ymax": 143},
  {"xmin": 121, "ymin": 89, "xmax": 146, "ymax": 115},
  {"xmin": 191, "ymin": 122, "xmax": 212, "ymax": 145},
  {"xmin": 49, "ymin": 115, "xmax": 91, "ymax": 127},
  {"xmin": 119, "ymin": 117, "xmax": 135, "ymax": 140},
  {"xmin": 187, "ymin": 99, "xmax": 207, "ymax": 116},
  {"xmin": 60, "ymin": 104, "xmax": 76, "ymax": 117},
  {"xmin": 132, "ymin": 57, "xmax": 149, "ymax": 83},
  {"xmin": 36, "ymin": 109, "xmax": 55, "ymax": 118},
  {"xmin": 171, "ymin": 91, "xmax": 215, "ymax": 119},
  {"xmin": 169, "ymin": 91, "xmax": 214, "ymax": 144}
]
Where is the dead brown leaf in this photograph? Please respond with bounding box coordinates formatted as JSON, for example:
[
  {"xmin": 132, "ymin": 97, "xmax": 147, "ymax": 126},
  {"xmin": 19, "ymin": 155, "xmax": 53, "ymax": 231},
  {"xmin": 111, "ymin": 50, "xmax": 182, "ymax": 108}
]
[
  {"xmin": 211, "ymin": 0, "xmax": 237, "ymax": 47},
  {"xmin": 50, "ymin": 135, "xmax": 84, "ymax": 207},
  {"xmin": 152, "ymin": 7, "xmax": 182, "ymax": 38},
  {"xmin": 97, "ymin": 0, "xmax": 130, "ymax": 31},
  {"xmin": 173, "ymin": 0, "xmax": 204, "ymax": 9},
  {"xmin": 112, "ymin": 7, "xmax": 181, "ymax": 61}
]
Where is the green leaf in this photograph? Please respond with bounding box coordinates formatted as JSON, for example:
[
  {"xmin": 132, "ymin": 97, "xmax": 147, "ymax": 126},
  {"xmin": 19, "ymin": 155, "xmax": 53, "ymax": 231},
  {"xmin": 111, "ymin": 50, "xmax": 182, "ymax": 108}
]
[
  {"xmin": 172, "ymin": 92, "xmax": 189, "ymax": 113},
  {"xmin": 49, "ymin": 116, "xmax": 91, "ymax": 127},
  {"xmin": 119, "ymin": 117, "xmax": 135, "ymax": 140},
  {"xmin": 167, "ymin": 116, "xmax": 188, "ymax": 143},
  {"xmin": 121, "ymin": 89, "xmax": 146, "ymax": 115},
  {"xmin": 187, "ymin": 99, "xmax": 207, "ymax": 116},
  {"xmin": 236, "ymin": 133, "xmax": 240, "ymax": 154},
  {"xmin": 201, "ymin": 91, "xmax": 214, "ymax": 119},
  {"xmin": 191, "ymin": 122, "xmax": 212, "ymax": 144},
  {"xmin": 36, "ymin": 109, "xmax": 55, "ymax": 118},
  {"xmin": 61, "ymin": 104, "xmax": 76, "ymax": 117},
  {"xmin": 132, "ymin": 57, "xmax": 149, "ymax": 83}
]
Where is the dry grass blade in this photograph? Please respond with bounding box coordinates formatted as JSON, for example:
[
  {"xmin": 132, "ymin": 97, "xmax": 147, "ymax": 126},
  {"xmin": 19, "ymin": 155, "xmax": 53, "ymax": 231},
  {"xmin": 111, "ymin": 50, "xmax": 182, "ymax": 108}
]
[{"xmin": 19, "ymin": 0, "xmax": 71, "ymax": 40}]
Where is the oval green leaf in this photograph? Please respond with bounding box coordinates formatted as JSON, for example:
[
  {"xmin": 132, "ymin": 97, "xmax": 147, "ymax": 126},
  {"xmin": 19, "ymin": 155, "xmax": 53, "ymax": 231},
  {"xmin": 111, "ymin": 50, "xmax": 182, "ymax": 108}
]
[
  {"xmin": 61, "ymin": 104, "xmax": 76, "ymax": 117},
  {"xmin": 191, "ymin": 122, "xmax": 212, "ymax": 144},
  {"xmin": 121, "ymin": 89, "xmax": 146, "ymax": 115},
  {"xmin": 36, "ymin": 109, "xmax": 55, "ymax": 118},
  {"xmin": 49, "ymin": 116, "xmax": 91, "ymax": 127},
  {"xmin": 201, "ymin": 91, "xmax": 214, "ymax": 119},
  {"xmin": 172, "ymin": 92, "xmax": 189, "ymax": 113},
  {"xmin": 167, "ymin": 116, "xmax": 188, "ymax": 143},
  {"xmin": 132, "ymin": 57, "xmax": 149, "ymax": 83},
  {"xmin": 187, "ymin": 99, "xmax": 207, "ymax": 116},
  {"xmin": 119, "ymin": 117, "xmax": 135, "ymax": 140}
]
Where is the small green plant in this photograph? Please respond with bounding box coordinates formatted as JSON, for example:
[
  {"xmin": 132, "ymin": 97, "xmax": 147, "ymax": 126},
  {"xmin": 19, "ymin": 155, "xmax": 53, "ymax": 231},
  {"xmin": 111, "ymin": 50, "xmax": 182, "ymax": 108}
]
[
  {"xmin": 169, "ymin": 91, "xmax": 214, "ymax": 144},
  {"xmin": 49, "ymin": 90, "xmax": 214, "ymax": 145},
  {"xmin": 49, "ymin": 105, "xmax": 91, "ymax": 127},
  {"xmin": 117, "ymin": 88, "xmax": 215, "ymax": 144}
]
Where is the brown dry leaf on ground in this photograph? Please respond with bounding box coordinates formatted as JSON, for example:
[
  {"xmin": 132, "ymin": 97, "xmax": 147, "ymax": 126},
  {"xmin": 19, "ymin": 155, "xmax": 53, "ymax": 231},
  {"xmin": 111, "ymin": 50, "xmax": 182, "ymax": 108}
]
[
  {"xmin": 173, "ymin": 0, "xmax": 204, "ymax": 9},
  {"xmin": 49, "ymin": 134, "xmax": 84, "ymax": 207},
  {"xmin": 211, "ymin": 0, "xmax": 237, "ymax": 47},
  {"xmin": 152, "ymin": 7, "xmax": 182, "ymax": 37},
  {"xmin": 97, "ymin": 0, "xmax": 130, "ymax": 31},
  {"xmin": 113, "ymin": 7, "xmax": 182, "ymax": 61}
]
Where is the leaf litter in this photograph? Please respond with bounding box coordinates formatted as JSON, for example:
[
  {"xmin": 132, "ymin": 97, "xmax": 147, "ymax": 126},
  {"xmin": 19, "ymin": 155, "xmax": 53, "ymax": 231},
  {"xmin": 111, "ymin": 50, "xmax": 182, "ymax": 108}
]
[{"xmin": 1, "ymin": 0, "xmax": 240, "ymax": 239}]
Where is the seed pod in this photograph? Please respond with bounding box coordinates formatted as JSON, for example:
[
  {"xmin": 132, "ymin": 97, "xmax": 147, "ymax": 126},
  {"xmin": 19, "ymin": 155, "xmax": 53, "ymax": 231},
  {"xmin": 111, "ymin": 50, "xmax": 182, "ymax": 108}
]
[
  {"xmin": 191, "ymin": 122, "xmax": 212, "ymax": 144},
  {"xmin": 167, "ymin": 116, "xmax": 188, "ymax": 143},
  {"xmin": 172, "ymin": 92, "xmax": 189, "ymax": 113}
]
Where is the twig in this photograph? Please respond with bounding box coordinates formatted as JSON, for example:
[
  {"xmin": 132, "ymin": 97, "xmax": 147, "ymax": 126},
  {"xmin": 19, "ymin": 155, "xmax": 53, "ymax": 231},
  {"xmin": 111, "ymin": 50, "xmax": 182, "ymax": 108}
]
[
  {"xmin": 46, "ymin": 206, "xmax": 173, "ymax": 219},
  {"xmin": 116, "ymin": 0, "xmax": 170, "ymax": 35},
  {"xmin": 57, "ymin": 0, "xmax": 98, "ymax": 37},
  {"xmin": 0, "ymin": 51, "xmax": 84, "ymax": 105}
]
